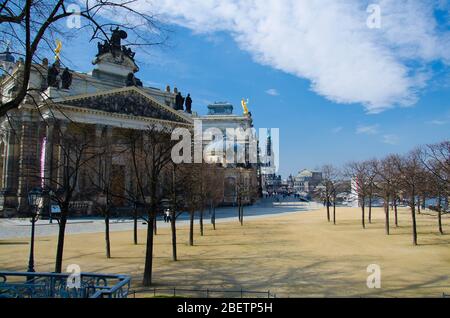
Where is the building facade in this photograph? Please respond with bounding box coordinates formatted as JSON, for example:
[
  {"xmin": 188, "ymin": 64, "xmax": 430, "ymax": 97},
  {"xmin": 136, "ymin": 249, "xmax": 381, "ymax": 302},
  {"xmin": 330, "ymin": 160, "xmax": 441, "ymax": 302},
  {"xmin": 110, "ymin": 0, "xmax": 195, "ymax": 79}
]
[
  {"xmin": 200, "ymin": 102, "xmax": 258, "ymax": 205},
  {"xmin": 0, "ymin": 31, "xmax": 258, "ymax": 216}
]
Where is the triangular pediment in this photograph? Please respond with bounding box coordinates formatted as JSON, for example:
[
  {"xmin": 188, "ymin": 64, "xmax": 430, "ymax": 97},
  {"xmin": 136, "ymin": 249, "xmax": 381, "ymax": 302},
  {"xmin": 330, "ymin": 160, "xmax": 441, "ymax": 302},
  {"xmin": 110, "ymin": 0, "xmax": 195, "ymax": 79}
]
[{"xmin": 54, "ymin": 86, "xmax": 193, "ymax": 126}]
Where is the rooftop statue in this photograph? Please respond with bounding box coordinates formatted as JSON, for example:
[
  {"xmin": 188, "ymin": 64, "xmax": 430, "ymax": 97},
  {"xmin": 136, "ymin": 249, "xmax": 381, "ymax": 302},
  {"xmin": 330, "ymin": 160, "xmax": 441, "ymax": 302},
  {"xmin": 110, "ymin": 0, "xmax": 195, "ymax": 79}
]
[
  {"xmin": 241, "ymin": 98, "xmax": 249, "ymax": 115},
  {"xmin": 175, "ymin": 92, "xmax": 185, "ymax": 111},
  {"xmin": 61, "ymin": 67, "xmax": 72, "ymax": 90},
  {"xmin": 185, "ymin": 94, "xmax": 192, "ymax": 114},
  {"xmin": 96, "ymin": 27, "xmax": 135, "ymax": 61},
  {"xmin": 110, "ymin": 27, "xmax": 127, "ymax": 51},
  {"xmin": 54, "ymin": 40, "xmax": 62, "ymax": 61},
  {"xmin": 125, "ymin": 72, "xmax": 143, "ymax": 87},
  {"xmin": 47, "ymin": 62, "xmax": 59, "ymax": 88}
]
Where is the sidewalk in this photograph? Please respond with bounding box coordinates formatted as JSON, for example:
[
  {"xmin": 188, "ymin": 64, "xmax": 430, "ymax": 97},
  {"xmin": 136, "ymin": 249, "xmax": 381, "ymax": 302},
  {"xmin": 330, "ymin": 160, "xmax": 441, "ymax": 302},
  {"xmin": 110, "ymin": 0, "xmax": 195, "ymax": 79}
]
[{"xmin": 0, "ymin": 199, "xmax": 320, "ymax": 239}]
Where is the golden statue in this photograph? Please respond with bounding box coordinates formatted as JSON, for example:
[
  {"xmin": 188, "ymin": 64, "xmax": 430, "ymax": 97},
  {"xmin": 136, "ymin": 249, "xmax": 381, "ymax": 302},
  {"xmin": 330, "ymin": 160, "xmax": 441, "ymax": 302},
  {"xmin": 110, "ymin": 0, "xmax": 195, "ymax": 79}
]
[
  {"xmin": 54, "ymin": 40, "xmax": 62, "ymax": 61},
  {"xmin": 241, "ymin": 98, "xmax": 249, "ymax": 115}
]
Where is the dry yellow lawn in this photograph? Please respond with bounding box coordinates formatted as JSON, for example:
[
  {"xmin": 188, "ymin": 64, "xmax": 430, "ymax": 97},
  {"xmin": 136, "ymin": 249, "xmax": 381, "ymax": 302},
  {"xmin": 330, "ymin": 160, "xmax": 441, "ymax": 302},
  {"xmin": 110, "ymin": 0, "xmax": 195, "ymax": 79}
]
[{"xmin": 1, "ymin": 206, "xmax": 449, "ymax": 298}]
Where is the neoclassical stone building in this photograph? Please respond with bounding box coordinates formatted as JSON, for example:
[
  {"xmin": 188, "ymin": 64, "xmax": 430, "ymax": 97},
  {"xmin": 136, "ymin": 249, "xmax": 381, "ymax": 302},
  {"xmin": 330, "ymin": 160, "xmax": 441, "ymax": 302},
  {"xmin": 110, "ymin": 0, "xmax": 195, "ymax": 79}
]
[{"xmin": 0, "ymin": 32, "xmax": 258, "ymax": 216}]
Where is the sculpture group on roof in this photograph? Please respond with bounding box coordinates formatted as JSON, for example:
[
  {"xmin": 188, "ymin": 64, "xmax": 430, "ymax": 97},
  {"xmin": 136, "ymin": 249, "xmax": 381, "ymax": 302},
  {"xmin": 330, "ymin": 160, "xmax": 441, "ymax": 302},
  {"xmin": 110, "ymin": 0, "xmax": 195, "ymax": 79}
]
[
  {"xmin": 174, "ymin": 91, "xmax": 192, "ymax": 114},
  {"xmin": 47, "ymin": 61, "xmax": 72, "ymax": 90},
  {"xmin": 96, "ymin": 27, "xmax": 136, "ymax": 60}
]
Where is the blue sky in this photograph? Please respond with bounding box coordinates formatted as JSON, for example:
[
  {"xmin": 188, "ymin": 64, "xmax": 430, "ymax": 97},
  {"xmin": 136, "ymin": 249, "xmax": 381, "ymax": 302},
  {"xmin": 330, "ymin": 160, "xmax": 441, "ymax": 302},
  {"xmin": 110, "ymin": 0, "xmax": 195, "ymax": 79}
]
[{"xmin": 62, "ymin": 1, "xmax": 449, "ymax": 177}]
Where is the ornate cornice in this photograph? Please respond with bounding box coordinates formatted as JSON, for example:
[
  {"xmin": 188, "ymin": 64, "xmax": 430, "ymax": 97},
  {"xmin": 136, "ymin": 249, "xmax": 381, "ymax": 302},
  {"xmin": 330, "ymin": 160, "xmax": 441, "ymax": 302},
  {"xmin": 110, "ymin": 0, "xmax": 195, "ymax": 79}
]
[{"xmin": 38, "ymin": 103, "xmax": 192, "ymax": 130}]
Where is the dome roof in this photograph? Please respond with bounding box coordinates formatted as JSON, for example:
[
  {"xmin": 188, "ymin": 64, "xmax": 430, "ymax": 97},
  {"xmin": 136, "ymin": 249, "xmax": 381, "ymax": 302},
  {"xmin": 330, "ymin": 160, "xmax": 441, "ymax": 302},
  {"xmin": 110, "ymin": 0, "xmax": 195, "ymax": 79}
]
[{"xmin": 297, "ymin": 169, "xmax": 313, "ymax": 178}]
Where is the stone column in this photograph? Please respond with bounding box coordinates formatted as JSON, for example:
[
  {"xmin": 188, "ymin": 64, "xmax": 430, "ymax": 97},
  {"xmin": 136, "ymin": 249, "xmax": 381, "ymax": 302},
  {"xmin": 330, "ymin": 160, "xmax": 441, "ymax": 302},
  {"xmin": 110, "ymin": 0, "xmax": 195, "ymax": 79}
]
[
  {"xmin": 95, "ymin": 124, "xmax": 106, "ymax": 189},
  {"xmin": 43, "ymin": 121, "xmax": 55, "ymax": 190},
  {"xmin": 37, "ymin": 120, "xmax": 56, "ymax": 217},
  {"xmin": 17, "ymin": 112, "xmax": 40, "ymax": 213},
  {"xmin": 1, "ymin": 133, "xmax": 8, "ymax": 190},
  {"xmin": 55, "ymin": 121, "xmax": 68, "ymax": 189},
  {"xmin": 4, "ymin": 129, "xmax": 18, "ymax": 191},
  {"xmin": 0, "ymin": 118, "xmax": 21, "ymax": 214}
]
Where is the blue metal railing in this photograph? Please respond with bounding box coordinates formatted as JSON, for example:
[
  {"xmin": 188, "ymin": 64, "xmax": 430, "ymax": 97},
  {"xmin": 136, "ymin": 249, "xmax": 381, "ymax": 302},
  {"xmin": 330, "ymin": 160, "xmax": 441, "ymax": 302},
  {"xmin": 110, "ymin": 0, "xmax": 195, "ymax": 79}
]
[{"xmin": 0, "ymin": 271, "xmax": 131, "ymax": 298}]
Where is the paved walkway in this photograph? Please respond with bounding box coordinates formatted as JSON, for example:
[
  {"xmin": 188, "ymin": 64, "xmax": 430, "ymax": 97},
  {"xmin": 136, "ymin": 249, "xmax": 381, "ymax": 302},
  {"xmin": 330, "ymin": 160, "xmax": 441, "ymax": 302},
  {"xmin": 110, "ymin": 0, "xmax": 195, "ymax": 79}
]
[{"xmin": 0, "ymin": 198, "xmax": 321, "ymax": 239}]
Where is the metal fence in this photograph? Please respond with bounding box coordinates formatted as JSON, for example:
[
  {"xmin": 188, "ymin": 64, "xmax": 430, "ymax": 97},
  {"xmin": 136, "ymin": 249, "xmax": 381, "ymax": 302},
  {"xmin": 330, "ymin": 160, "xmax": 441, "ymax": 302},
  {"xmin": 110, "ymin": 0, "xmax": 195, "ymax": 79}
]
[
  {"xmin": 0, "ymin": 271, "xmax": 131, "ymax": 298},
  {"xmin": 132, "ymin": 287, "xmax": 276, "ymax": 298}
]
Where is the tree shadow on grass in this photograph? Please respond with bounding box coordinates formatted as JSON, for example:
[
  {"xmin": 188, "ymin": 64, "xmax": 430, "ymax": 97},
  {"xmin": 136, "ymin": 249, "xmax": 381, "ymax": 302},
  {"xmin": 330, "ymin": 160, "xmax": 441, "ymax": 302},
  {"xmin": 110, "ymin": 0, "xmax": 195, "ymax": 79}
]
[
  {"xmin": 357, "ymin": 275, "xmax": 450, "ymax": 298},
  {"xmin": 147, "ymin": 258, "xmax": 361, "ymax": 298},
  {"xmin": 0, "ymin": 241, "xmax": 28, "ymax": 245}
]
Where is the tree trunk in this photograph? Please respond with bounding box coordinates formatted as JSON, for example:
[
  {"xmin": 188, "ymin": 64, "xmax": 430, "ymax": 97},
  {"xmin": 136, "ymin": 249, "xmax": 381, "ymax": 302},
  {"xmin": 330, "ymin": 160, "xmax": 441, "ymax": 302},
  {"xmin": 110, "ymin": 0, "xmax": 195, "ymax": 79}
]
[
  {"xmin": 105, "ymin": 213, "xmax": 111, "ymax": 259},
  {"xmin": 361, "ymin": 200, "xmax": 366, "ymax": 229},
  {"xmin": 212, "ymin": 206, "xmax": 216, "ymax": 230},
  {"xmin": 333, "ymin": 198, "xmax": 336, "ymax": 225},
  {"xmin": 411, "ymin": 203, "xmax": 418, "ymax": 246},
  {"xmin": 326, "ymin": 199, "xmax": 330, "ymax": 222},
  {"xmin": 200, "ymin": 208, "xmax": 204, "ymax": 236},
  {"xmin": 54, "ymin": 211, "xmax": 68, "ymax": 273},
  {"xmin": 142, "ymin": 215, "xmax": 154, "ymax": 286},
  {"xmin": 394, "ymin": 198, "xmax": 398, "ymax": 228},
  {"xmin": 189, "ymin": 210, "xmax": 194, "ymax": 246},
  {"xmin": 237, "ymin": 199, "xmax": 241, "ymax": 222},
  {"xmin": 153, "ymin": 215, "xmax": 157, "ymax": 235},
  {"xmin": 133, "ymin": 208, "xmax": 138, "ymax": 245},
  {"xmin": 438, "ymin": 196, "xmax": 443, "ymax": 235},
  {"xmin": 368, "ymin": 195, "xmax": 372, "ymax": 224},
  {"xmin": 240, "ymin": 205, "xmax": 244, "ymax": 226},
  {"xmin": 171, "ymin": 214, "xmax": 177, "ymax": 261},
  {"xmin": 384, "ymin": 195, "xmax": 390, "ymax": 235}
]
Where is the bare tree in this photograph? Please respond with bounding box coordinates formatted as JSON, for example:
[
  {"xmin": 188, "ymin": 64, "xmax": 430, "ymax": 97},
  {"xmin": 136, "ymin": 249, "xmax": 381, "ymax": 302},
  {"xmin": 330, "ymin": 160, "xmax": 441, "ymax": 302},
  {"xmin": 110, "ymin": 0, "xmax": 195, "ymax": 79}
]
[
  {"xmin": 162, "ymin": 162, "xmax": 191, "ymax": 261},
  {"xmin": 389, "ymin": 161, "xmax": 402, "ymax": 228},
  {"xmin": 392, "ymin": 150, "xmax": 426, "ymax": 245},
  {"xmin": 205, "ymin": 165, "xmax": 224, "ymax": 230},
  {"xmin": 0, "ymin": 0, "xmax": 166, "ymax": 116},
  {"xmin": 331, "ymin": 177, "xmax": 349, "ymax": 225},
  {"xmin": 424, "ymin": 141, "xmax": 450, "ymax": 189},
  {"xmin": 346, "ymin": 161, "xmax": 371, "ymax": 228},
  {"xmin": 423, "ymin": 142, "xmax": 449, "ymax": 189},
  {"xmin": 321, "ymin": 164, "xmax": 339, "ymax": 223},
  {"xmin": 235, "ymin": 166, "xmax": 253, "ymax": 226},
  {"xmin": 420, "ymin": 142, "xmax": 450, "ymax": 234},
  {"xmin": 180, "ymin": 163, "xmax": 202, "ymax": 246},
  {"xmin": 124, "ymin": 124, "xmax": 175, "ymax": 286},
  {"xmin": 86, "ymin": 126, "xmax": 125, "ymax": 259},
  {"xmin": 198, "ymin": 163, "xmax": 208, "ymax": 236},
  {"xmin": 365, "ymin": 159, "xmax": 377, "ymax": 224},
  {"xmin": 372, "ymin": 156, "xmax": 399, "ymax": 236},
  {"xmin": 42, "ymin": 121, "xmax": 99, "ymax": 272},
  {"xmin": 425, "ymin": 168, "xmax": 446, "ymax": 234}
]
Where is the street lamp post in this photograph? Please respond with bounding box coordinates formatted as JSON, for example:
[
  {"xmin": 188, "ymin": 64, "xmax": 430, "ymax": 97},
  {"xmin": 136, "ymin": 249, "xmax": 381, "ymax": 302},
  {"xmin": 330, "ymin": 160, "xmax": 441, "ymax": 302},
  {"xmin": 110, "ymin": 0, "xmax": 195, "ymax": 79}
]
[{"xmin": 27, "ymin": 188, "xmax": 43, "ymax": 274}]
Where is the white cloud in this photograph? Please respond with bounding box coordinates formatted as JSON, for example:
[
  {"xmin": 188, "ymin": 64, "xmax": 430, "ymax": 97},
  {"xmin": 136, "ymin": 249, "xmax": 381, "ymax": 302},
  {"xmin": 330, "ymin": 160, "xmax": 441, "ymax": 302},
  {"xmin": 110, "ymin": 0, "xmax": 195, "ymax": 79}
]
[
  {"xmin": 122, "ymin": 0, "xmax": 449, "ymax": 113},
  {"xmin": 265, "ymin": 88, "xmax": 279, "ymax": 96},
  {"xmin": 426, "ymin": 119, "xmax": 448, "ymax": 125},
  {"xmin": 356, "ymin": 124, "xmax": 379, "ymax": 135},
  {"xmin": 382, "ymin": 134, "xmax": 400, "ymax": 145}
]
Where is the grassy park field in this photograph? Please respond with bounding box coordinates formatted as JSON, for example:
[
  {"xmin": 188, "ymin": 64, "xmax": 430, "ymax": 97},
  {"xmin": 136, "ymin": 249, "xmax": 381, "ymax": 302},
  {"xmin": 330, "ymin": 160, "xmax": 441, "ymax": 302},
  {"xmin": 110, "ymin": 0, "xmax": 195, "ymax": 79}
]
[{"xmin": 0, "ymin": 206, "xmax": 449, "ymax": 298}]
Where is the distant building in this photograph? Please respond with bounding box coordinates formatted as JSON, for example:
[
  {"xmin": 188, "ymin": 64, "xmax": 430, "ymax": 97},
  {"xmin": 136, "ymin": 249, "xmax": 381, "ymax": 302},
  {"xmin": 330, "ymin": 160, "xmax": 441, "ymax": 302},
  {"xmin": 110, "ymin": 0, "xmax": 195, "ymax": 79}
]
[
  {"xmin": 260, "ymin": 129, "xmax": 282, "ymax": 194},
  {"xmin": 198, "ymin": 102, "xmax": 258, "ymax": 205},
  {"xmin": 294, "ymin": 169, "xmax": 323, "ymax": 195},
  {"xmin": 286, "ymin": 175, "xmax": 295, "ymax": 193}
]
